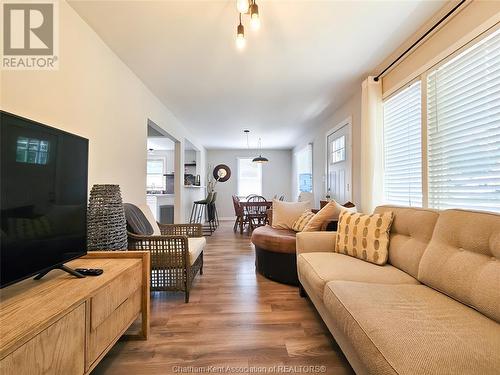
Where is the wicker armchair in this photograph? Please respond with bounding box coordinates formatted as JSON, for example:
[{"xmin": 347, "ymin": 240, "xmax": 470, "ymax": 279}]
[{"xmin": 127, "ymin": 222, "xmax": 204, "ymax": 303}]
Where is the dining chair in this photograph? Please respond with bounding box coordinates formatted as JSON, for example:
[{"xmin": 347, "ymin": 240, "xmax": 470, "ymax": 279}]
[
  {"xmin": 232, "ymin": 195, "xmax": 246, "ymax": 234},
  {"xmin": 245, "ymin": 195, "xmax": 268, "ymax": 233}
]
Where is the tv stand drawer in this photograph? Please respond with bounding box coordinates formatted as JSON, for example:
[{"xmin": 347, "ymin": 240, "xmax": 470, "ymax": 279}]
[
  {"xmin": 0, "ymin": 303, "xmax": 85, "ymax": 375},
  {"xmin": 88, "ymin": 288, "xmax": 142, "ymax": 367},
  {"xmin": 90, "ymin": 261, "xmax": 142, "ymax": 330}
]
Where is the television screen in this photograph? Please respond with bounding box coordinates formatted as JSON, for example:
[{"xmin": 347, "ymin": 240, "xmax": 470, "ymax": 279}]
[{"xmin": 0, "ymin": 111, "xmax": 88, "ymax": 288}]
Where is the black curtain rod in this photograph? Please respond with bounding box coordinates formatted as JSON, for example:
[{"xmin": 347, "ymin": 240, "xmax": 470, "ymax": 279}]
[{"xmin": 374, "ymin": 0, "xmax": 466, "ymax": 82}]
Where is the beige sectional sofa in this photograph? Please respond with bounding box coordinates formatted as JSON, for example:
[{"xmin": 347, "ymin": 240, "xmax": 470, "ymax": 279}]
[{"xmin": 296, "ymin": 205, "xmax": 500, "ymax": 375}]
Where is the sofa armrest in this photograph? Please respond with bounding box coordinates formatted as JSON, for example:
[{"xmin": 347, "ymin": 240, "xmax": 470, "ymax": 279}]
[{"xmin": 296, "ymin": 231, "xmax": 337, "ymax": 255}]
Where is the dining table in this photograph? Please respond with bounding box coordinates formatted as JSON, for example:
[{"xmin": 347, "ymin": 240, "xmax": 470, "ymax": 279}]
[{"xmin": 239, "ymin": 199, "xmax": 273, "ymax": 233}]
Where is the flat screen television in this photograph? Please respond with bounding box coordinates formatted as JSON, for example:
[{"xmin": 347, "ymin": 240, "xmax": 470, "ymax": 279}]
[{"xmin": 0, "ymin": 111, "xmax": 89, "ymax": 288}]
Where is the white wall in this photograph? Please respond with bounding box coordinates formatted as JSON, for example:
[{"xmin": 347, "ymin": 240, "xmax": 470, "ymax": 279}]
[
  {"xmin": 207, "ymin": 149, "xmax": 292, "ymax": 218},
  {"xmin": 0, "ymin": 0, "xmax": 205, "ymax": 223},
  {"xmin": 292, "ymin": 91, "xmax": 362, "ymax": 209}
]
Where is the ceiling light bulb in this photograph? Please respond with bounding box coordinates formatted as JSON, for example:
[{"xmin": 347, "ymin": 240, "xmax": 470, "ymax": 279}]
[
  {"xmin": 250, "ymin": 3, "xmax": 260, "ymax": 30},
  {"xmin": 236, "ymin": 23, "xmax": 245, "ymax": 50},
  {"xmin": 250, "ymin": 14, "xmax": 260, "ymax": 30},
  {"xmin": 236, "ymin": 34, "xmax": 246, "ymax": 50},
  {"xmin": 236, "ymin": 0, "xmax": 249, "ymax": 14}
]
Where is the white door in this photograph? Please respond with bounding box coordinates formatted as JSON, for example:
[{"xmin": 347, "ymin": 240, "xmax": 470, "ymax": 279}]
[{"xmin": 326, "ymin": 123, "xmax": 352, "ymax": 203}]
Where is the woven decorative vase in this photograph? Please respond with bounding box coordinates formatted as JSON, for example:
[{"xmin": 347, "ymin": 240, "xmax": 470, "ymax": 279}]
[{"xmin": 87, "ymin": 184, "xmax": 127, "ymax": 250}]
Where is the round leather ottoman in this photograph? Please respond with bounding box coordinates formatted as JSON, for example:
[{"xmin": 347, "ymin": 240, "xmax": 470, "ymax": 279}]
[{"xmin": 251, "ymin": 226, "xmax": 298, "ymax": 286}]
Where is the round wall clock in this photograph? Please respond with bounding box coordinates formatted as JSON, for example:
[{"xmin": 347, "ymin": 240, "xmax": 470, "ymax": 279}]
[{"xmin": 213, "ymin": 164, "xmax": 231, "ymax": 182}]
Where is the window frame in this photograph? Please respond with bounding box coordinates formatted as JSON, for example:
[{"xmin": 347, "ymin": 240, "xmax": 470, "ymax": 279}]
[
  {"xmin": 381, "ymin": 25, "xmax": 500, "ymax": 212},
  {"xmin": 237, "ymin": 157, "xmax": 263, "ymax": 197}
]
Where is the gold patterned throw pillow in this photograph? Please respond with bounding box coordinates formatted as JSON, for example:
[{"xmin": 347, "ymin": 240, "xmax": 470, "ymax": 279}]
[
  {"xmin": 335, "ymin": 211, "xmax": 394, "ymax": 265},
  {"xmin": 292, "ymin": 210, "xmax": 315, "ymax": 232}
]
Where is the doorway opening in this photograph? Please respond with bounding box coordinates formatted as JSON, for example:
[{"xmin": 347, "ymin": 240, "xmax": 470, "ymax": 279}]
[{"xmin": 146, "ymin": 119, "xmax": 178, "ymax": 224}]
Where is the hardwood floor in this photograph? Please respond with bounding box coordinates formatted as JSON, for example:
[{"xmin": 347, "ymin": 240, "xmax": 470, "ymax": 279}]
[{"xmin": 91, "ymin": 222, "xmax": 354, "ymax": 375}]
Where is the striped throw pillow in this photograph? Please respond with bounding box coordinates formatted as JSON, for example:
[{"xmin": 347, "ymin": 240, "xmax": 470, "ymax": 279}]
[{"xmin": 292, "ymin": 210, "xmax": 315, "ymax": 232}]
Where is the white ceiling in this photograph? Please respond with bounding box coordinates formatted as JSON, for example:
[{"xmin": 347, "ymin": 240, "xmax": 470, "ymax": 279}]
[
  {"xmin": 147, "ymin": 137, "xmax": 175, "ymax": 151},
  {"xmin": 69, "ymin": 0, "xmax": 446, "ymax": 150}
]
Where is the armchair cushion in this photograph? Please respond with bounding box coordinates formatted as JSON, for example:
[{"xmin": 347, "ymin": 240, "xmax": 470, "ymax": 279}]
[
  {"xmin": 124, "ymin": 203, "xmax": 155, "ymax": 235},
  {"xmin": 188, "ymin": 237, "xmax": 206, "ymax": 265},
  {"xmin": 138, "ymin": 204, "xmax": 161, "ymax": 235}
]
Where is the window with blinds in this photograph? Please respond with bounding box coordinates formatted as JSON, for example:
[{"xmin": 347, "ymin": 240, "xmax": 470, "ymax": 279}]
[
  {"xmin": 427, "ymin": 29, "xmax": 500, "ymax": 212},
  {"xmin": 294, "ymin": 144, "xmax": 313, "ymax": 197},
  {"xmin": 237, "ymin": 157, "xmax": 262, "ymax": 197},
  {"xmin": 383, "ymin": 81, "xmax": 422, "ymax": 207}
]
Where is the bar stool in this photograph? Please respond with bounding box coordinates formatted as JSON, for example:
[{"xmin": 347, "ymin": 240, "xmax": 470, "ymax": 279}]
[
  {"xmin": 189, "ymin": 192, "xmax": 214, "ymax": 227},
  {"xmin": 203, "ymin": 192, "xmax": 219, "ymax": 235},
  {"xmin": 207, "ymin": 192, "xmax": 219, "ymax": 232}
]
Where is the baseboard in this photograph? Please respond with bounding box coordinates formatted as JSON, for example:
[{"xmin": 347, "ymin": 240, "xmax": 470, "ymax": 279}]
[{"xmin": 219, "ymin": 217, "xmax": 236, "ymax": 221}]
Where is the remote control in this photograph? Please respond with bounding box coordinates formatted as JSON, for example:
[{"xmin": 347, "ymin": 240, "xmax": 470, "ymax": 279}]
[{"xmin": 75, "ymin": 268, "xmax": 103, "ymax": 276}]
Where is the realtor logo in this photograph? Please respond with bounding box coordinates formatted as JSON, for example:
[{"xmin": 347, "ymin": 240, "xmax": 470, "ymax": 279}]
[{"xmin": 2, "ymin": 1, "xmax": 59, "ymax": 69}]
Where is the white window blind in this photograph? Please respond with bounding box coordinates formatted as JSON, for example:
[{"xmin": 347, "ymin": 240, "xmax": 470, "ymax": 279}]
[
  {"xmin": 294, "ymin": 144, "xmax": 313, "ymax": 197},
  {"xmin": 383, "ymin": 81, "xmax": 422, "ymax": 206},
  {"xmin": 427, "ymin": 29, "xmax": 500, "ymax": 212},
  {"xmin": 237, "ymin": 158, "xmax": 262, "ymax": 197}
]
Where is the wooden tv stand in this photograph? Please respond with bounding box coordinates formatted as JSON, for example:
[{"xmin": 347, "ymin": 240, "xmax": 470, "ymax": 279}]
[{"xmin": 0, "ymin": 251, "xmax": 150, "ymax": 375}]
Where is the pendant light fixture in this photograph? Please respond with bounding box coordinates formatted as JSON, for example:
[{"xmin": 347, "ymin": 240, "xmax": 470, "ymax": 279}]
[
  {"xmin": 250, "ymin": 1, "xmax": 261, "ymax": 30},
  {"xmin": 235, "ymin": 0, "xmax": 261, "ymax": 49},
  {"xmin": 252, "ymin": 138, "xmax": 269, "ymax": 164},
  {"xmin": 244, "ymin": 130, "xmax": 269, "ymax": 164},
  {"xmin": 236, "ymin": 14, "xmax": 246, "ymax": 50},
  {"xmin": 244, "ymin": 129, "xmax": 251, "ymax": 148}
]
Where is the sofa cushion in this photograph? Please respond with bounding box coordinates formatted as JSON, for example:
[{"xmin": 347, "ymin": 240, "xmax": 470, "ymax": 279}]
[
  {"xmin": 251, "ymin": 225, "xmax": 296, "ymax": 254},
  {"xmin": 335, "ymin": 210, "xmax": 394, "ymax": 265},
  {"xmin": 296, "ymin": 231, "xmax": 337, "ymax": 255},
  {"xmin": 374, "ymin": 205, "xmax": 439, "ymax": 278},
  {"xmin": 303, "ymin": 200, "xmax": 355, "ymax": 232},
  {"xmin": 418, "ymin": 209, "xmax": 500, "ymax": 322},
  {"xmin": 271, "ymin": 200, "xmax": 311, "ymax": 230},
  {"xmin": 323, "ymin": 281, "xmax": 500, "ymax": 375},
  {"xmin": 292, "ymin": 210, "xmax": 315, "ymax": 232},
  {"xmin": 188, "ymin": 237, "xmax": 206, "ymax": 265},
  {"xmin": 297, "ymin": 252, "xmax": 418, "ymax": 302}
]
